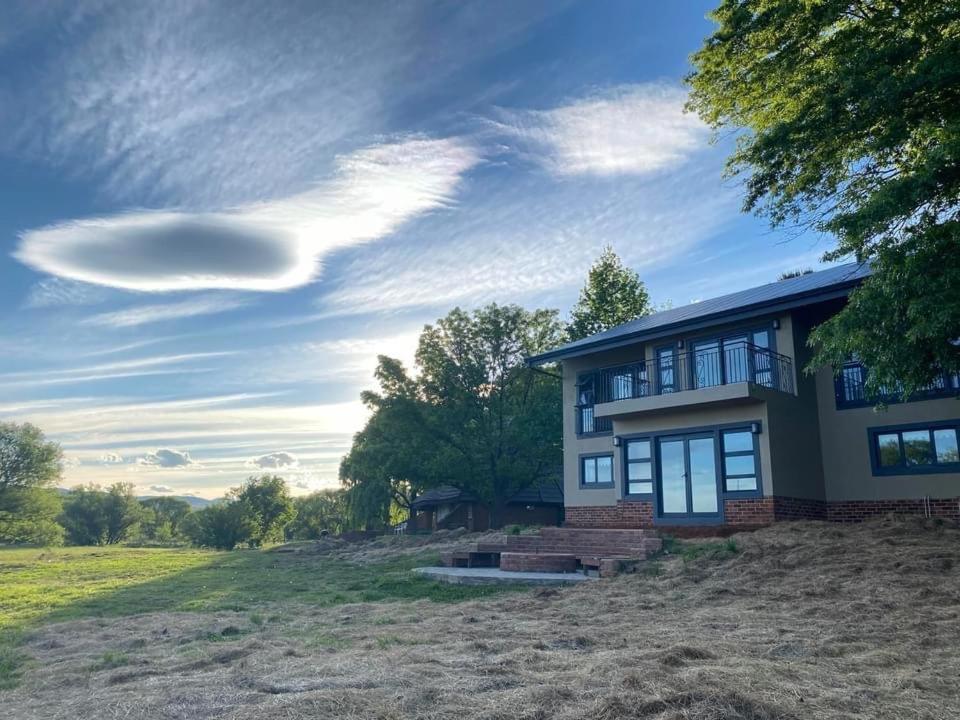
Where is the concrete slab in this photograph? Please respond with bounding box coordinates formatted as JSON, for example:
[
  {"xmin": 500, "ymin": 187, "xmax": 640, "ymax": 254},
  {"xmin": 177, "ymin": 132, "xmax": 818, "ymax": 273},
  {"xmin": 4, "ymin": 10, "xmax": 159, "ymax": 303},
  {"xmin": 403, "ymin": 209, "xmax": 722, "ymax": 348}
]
[{"xmin": 413, "ymin": 566, "xmax": 595, "ymax": 586}]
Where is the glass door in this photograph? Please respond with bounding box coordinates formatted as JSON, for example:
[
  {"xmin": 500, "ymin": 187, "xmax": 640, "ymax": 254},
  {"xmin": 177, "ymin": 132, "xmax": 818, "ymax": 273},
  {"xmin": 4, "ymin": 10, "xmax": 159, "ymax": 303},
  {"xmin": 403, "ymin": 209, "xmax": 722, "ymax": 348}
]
[{"xmin": 656, "ymin": 434, "xmax": 721, "ymax": 520}]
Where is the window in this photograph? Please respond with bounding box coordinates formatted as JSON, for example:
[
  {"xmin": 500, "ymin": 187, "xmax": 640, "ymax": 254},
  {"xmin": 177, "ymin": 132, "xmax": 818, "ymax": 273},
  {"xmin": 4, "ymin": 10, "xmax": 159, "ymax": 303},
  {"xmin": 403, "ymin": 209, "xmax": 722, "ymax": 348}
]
[
  {"xmin": 575, "ymin": 374, "xmax": 611, "ymax": 435},
  {"xmin": 870, "ymin": 422, "xmax": 960, "ymax": 475},
  {"xmin": 657, "ymin": 348, "xmax": 676, "ymax": 393},
  {"xmin": 721, "ymin": 429, "xmax": 758, "ymax": 492},
  {"xmin": 581, "ymin": 454, "xmax": 613, "ymax": 487},
  {"xmin": 625, "ymin": 439, "xmax": 653, "ymax": 495},
  {"xmin": 836, "ymin": 361, "xmax": 960, "ymax": 409}
]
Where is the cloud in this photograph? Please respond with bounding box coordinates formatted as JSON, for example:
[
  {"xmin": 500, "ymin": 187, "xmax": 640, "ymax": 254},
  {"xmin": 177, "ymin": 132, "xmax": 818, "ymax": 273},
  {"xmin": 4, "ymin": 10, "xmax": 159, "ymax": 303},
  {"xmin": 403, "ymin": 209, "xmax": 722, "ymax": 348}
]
[
  {"xmin": 100, "ymin": 452, "xmax": 124, "ymax": 464},
  {"xmin": 149, "ymin": 484, "xmax": 175, "ymax": 493},
  {"xmin": 80, "ymin": 295, "xmax": 249, "ymax": 328},
  {"xmin": 23, "ymin": 277, "xmax": 108, "ymax": 309},
  {"xmin": 490, "ymin": 84, "xmax": 707, "ymax": 177},
  {"xmin": 138, "ymin": 448, "xmax": 195, "ymax": 468},
  {"xmin": 249, "ymin": 452, "xmax": 299, "ymax": 469},
  {"xmin": 15, "ymin": 138, "xmax": 480, "ymax": 292}
]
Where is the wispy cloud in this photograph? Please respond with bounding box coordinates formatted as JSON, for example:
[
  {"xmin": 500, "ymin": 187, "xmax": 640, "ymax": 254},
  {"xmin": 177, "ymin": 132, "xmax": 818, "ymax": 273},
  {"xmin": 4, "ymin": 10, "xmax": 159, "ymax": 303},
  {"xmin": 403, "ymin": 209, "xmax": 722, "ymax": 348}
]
[
  {"xmin": 148, "ymin": 484, "xmax": 175, "ymax": 493},
  {"xmin": 80, "ymin": 295, "xmax": 249, "ymax": 328},
  {"xmin": 490, "ymin": 84, "xmax": 707, "ymax": 177},
  {"xmin": 16, "ymin": 138, "xmax": 480, "ymax": 293},
  {"xmin": 23, "ymin": 277, "xmax": 108, "ymax": 309},
  {"xmin": 100, "ymin": 452, "xmax": 124, "ymax": 464}
]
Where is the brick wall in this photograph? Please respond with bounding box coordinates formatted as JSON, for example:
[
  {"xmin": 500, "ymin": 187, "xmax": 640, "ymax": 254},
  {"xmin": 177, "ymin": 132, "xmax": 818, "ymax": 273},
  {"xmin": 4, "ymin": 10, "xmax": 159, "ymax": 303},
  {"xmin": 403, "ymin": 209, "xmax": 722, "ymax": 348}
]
[
  {"xmin": 566, "ymin": 496, "xmax": 960, "ymax": 528},
  {"xmin": 723, "ymin": 497, "xmax": 775, "ymax": 525},
  {"xmin": 565, "ymin": 501, "xmax": 653, "ymax": 528},
  {"xmin": 826, "ymin": 497, "xmax": 960, "ymax": 522}
]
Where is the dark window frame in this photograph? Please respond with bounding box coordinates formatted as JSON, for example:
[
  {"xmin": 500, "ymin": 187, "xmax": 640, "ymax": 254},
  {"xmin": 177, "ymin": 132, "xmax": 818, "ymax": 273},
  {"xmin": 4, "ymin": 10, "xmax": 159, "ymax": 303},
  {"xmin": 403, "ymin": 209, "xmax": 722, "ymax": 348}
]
[
  {"xmin": 580, "ymin": 452, "xmax": 615, "ymax": 488},
  {"xmin": 618, "ymin": 420, "xmax": 764, "ymax": 508},
  {"xmin": 868, "ymin": 419, "xmax": 960, "ymax": 476},
  {"xmin": 575, "ymin": 372, "xmax": 612, "ymax": 437},
  {"xmin": 720, "ymin": 428, "xmax": 762, "ymax": 494},
  {"xmin": 623, "ymin": 437, "xmax": 654, "ymax": 498},
  {"xmin": 836, "ymin": 361, "xmax": 960, "ymax": 410}
]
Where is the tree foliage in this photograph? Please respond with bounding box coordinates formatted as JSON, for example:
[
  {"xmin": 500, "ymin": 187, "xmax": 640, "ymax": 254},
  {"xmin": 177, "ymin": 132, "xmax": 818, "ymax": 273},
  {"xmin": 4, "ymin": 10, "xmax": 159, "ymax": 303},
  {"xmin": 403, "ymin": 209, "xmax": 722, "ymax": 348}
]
[
  {"xmin": 60, "ymin": 483, "xmax": 145, "ymax": 546},
  {"xmin": 0, "ymin": 422, "xmax": 65, "ymax": 545},
  {"xmin": 231, "ymin": 475, "xmax": 295, "ymax": 546},
  {"xmin": 567, "ymin": 246, "xmax": 652, "ymax": 341},
  {"xmin": 340, "ymin": 304, "xmax": 565, "ymax": 528},
  {"xmin": 183, "ymin": 500, "xmax": 259, "ymax": 550},
  {"xmin": 687, "ymin": 0, "xmax": 960, "ymax": 397},
  {"xmin": 287, "ymin": 490, "xmax": 348, "ymax": 539},
  {"xmin": 138, "ymin": 497, "xmax": 193, "ymax": 543}
]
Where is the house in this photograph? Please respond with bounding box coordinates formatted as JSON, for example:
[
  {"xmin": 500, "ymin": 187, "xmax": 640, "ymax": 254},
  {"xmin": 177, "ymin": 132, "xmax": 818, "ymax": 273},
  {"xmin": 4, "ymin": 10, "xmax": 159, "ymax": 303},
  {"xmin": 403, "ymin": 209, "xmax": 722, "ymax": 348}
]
[
  {"xmin": 409, "ymin": 481, "xmax": 564, "ymax": 531},
  {"xmin": 527, "ymin": 263, "xmax": 960, "ymax": 528}
]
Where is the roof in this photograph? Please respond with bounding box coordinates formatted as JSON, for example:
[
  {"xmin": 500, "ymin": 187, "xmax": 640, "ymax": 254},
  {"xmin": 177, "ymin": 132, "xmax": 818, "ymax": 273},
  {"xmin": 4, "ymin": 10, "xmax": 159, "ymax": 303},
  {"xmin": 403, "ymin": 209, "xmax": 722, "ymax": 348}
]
[
  {"xmin": 528, "ymin": 262, "xmax": 871, "ymax": 365},
  {"xmin": 410, "ymin": 481, "xmax": 564, "ymax": 510}
]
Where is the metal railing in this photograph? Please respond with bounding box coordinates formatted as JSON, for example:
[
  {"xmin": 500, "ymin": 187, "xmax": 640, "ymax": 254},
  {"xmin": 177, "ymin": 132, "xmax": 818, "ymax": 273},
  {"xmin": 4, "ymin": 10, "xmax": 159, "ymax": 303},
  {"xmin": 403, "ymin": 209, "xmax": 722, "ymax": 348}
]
[
  {"xmin": 594, "ymin": 342, "xmax": 794, "ymax": 403},
  {"xmin": 836, "ymin": 361, "xmax": 960, "ymax": 407}
]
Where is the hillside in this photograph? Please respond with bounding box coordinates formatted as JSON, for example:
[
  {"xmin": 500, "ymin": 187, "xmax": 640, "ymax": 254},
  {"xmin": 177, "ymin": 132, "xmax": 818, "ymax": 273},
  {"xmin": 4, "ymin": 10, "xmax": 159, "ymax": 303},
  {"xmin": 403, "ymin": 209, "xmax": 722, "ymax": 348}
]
[
  {"xmin": 55, "ymin": 488, "xmax": 215, "ymax": 509},
  {"xmin": 2, "ymin": 517, "xmax": 959, "ymax": 719}
]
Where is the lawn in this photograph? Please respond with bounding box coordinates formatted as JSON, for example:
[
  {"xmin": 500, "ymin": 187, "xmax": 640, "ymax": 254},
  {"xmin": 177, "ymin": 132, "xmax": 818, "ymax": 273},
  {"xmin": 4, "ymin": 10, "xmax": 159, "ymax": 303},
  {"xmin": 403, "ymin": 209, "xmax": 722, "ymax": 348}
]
[
  {"xmin": 2, "ymin": 519, "xmax": 959, "ymax": 719},
  {"xmin": 0, "ymin": 541, "xmax": 519, "ymax": 691}
]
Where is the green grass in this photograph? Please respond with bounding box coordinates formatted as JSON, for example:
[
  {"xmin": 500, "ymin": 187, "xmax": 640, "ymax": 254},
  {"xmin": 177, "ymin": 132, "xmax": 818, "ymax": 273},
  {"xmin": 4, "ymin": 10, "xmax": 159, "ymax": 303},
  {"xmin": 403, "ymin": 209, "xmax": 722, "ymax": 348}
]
[{"xmin": 0, "ymin": 544, "xmax": 522, "ymax": 690}]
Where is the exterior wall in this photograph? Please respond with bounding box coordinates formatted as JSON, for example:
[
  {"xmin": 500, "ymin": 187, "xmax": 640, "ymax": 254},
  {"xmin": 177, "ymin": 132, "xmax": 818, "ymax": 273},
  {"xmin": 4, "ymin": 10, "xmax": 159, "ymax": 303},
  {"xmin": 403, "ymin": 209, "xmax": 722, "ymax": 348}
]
[
  {"xmin": 814, "ymin": 366, "xmax": 960, "ymax": 501},
  {"xmin": 566, "ymin": 500, "xmax": 653, "ymax": 528}
]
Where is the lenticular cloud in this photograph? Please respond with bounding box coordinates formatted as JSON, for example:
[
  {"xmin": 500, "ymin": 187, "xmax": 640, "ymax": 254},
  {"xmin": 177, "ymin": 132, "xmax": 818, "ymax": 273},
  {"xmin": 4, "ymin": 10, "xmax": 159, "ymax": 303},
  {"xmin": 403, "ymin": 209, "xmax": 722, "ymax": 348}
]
[{"xmin": 15, "ymin": 138, "xmax": 479, "ymax": 293}]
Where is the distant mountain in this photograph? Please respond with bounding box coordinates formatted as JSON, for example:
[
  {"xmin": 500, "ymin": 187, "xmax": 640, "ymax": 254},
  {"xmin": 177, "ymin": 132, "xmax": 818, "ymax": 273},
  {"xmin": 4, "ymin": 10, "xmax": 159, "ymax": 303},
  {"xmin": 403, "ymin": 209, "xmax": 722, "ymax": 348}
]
[
  {"xmin": 138, "ymin": 495, "xmax": 215, "ymax": 509},
  {"xmin": 56, "ymin": 488, "xmax": 215, "ymax": 509}
]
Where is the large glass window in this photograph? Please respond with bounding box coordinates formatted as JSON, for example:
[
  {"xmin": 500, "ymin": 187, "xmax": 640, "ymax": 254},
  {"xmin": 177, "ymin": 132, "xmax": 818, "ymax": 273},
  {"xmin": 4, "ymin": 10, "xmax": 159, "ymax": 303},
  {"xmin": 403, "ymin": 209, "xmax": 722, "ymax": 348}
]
[
  {"xmin": 721, "ymin": 429, "xmax": 758, "ymax": 492},
  {"xmin": 625, "ymin": 439, "xmax": 653, "ymax": 495},
  {"xmin": 871, "ymin": 423, "xmax": 960, "ymax": 474},
  {"xmin": 581, "ymin": 454, "xmax": 613, "ymax": 487}
]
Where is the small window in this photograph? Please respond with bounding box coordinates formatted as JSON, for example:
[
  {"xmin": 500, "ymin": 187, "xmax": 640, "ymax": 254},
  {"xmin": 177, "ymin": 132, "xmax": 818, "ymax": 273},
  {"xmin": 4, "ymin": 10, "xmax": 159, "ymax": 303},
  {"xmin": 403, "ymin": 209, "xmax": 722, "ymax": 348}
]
[
  {"xmin": 581, "ymin": 455, "xmax": 613, "ymax": 487},
  {"xmin": 625, "ymin": 439, "xmax": 653, "ymax": 495},
  {"xmin": 722, "ymin": 429, "xmax": 758, "ymax": 492},
  {"xmin": 872, "ymin": 423, "xmax": 960, "ymax": 475}
]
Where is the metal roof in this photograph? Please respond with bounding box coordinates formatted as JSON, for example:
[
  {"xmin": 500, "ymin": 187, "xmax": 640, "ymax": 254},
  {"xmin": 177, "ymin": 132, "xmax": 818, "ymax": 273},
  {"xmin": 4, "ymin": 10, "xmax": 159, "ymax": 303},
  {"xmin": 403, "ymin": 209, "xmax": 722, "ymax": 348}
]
[{"xmin": 528, "ymin": 262, "xmax": 871, "ymax": 365}]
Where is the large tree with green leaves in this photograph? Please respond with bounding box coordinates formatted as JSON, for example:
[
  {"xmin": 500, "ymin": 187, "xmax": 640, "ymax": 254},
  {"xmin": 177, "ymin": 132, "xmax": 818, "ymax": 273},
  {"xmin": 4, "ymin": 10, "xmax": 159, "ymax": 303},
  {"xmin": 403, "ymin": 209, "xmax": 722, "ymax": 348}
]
[
  {"xmin": 0, "ymin": 422, "xmax": 64, "ymax": 545},
  {"xmin": 231, "ymin": 475, "xmax": 295, "ymax": 546},
  {"xmin": 687, "ymin": 0, "xmax": 960, "ymax": 398},
  {"xmin": 567, "ymin": 246, "xmax": 652, "ymax": 341},
  {"xmin": 60, "ymin": 483, "xmax": 145, "ymax": 545},
  {"xmin": 341, "ymin": 304, "xmax": 564, "ymax": 528}
]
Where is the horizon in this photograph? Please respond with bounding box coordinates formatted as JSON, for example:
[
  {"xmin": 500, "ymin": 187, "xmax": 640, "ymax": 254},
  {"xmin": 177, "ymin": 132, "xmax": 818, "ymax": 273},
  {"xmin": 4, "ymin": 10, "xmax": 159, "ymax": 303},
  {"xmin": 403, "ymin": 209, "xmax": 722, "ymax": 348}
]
[{"xmin": 0, "ymin": 1, "xmax": 834, "ymax": 498}]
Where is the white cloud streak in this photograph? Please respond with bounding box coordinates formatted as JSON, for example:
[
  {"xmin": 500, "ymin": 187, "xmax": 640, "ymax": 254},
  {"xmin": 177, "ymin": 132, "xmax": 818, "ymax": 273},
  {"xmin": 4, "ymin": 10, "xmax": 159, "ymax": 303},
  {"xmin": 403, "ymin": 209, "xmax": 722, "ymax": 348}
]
[
  {"xmin": 490, "ymin": 84, "xmax": 707, "ymax": 177},
  {"xmin": 139, "ymin": 448, "xmax": 195, "ymax": 468},
  {"xmin": 16, "ymin": 138, "xmax": 480, "ymax": 293},
  {"xmin": 81, "ymin": 295, "xmax": 249, "ymax": 328}
]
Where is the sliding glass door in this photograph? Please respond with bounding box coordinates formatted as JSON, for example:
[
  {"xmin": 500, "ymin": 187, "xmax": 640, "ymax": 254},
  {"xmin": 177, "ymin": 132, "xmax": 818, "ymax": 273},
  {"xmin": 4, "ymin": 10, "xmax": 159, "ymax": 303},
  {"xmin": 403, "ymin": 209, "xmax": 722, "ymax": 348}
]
[{"xmin": 656, "ymin": 433, "xmax": 721, "ymax": 521}]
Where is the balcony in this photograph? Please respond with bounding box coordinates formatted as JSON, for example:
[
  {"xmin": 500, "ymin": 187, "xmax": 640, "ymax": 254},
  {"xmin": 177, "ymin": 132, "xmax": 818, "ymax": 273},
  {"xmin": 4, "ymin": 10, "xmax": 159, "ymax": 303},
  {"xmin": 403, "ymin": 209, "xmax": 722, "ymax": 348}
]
[{"xmin": 587, "ymin": 342, "xmax": 794, "ymax": 419}]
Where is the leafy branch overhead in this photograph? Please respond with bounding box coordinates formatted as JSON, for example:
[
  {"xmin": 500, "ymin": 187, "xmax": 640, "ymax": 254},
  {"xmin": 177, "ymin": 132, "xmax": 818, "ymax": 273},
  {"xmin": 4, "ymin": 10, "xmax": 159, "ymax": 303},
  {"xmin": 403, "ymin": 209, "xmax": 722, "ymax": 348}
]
[{"xmin": 687, "ymin": 0, "xmax": 960, "ymax": 398}]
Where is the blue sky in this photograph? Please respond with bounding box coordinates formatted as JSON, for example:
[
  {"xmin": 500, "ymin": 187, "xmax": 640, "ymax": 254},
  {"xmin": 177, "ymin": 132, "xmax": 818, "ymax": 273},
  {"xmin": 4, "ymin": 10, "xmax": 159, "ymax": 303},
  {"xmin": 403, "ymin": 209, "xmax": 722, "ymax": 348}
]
[{"xmin": 0, "ymin": 1, "xmax": 835, "ymax": 498}]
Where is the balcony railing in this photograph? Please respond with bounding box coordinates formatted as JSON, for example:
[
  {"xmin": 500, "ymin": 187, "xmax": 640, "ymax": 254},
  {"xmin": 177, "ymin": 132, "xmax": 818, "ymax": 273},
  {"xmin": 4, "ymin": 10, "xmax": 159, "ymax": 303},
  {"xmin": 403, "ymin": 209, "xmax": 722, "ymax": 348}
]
[
  {"xmin": 836, "ymin": 361, "xmax": 960, "ymax": 408},
  {"xmin": 595, "ymin": 342, "xmax": 794, "ymax": 404}
]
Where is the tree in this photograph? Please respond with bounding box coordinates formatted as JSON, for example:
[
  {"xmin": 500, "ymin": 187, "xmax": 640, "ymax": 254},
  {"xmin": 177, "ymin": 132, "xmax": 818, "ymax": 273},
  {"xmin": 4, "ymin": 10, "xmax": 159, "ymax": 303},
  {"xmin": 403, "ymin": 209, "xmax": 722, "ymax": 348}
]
[
  {"xmin": 0, "ymin": 422, "xmax": 64, "ymax": 545},
  {"xmin": 687, "ymin": 1, "xmax": 960, "ymax": 399},
  {"xmin": 567, "ymin": 246, "xmax": 652, "ymax": 341},
  {"xmin": 777, "ymin": 268, "xmax": 813, "ymax": 281},
  {"xmin": 287, "ymin": 490, "xmax": 348, "ymax": 539},
  {"xmin": 342, "ymin": 304, "xmax": 565, "ymax": 528},
  {"xmin": 232, "ymin": 475, "xmax": 294, "ymax": 546},
  {"xmin": 139, "ymin": 497, "xmax": 192, "ymax": 543},
  {"xmin": 183, "ymin": 500, "xmax": 259, "ymax": 550},
  {"xmin": 60, "ymin": 483, "xmax": 144, "ymax": 545}
]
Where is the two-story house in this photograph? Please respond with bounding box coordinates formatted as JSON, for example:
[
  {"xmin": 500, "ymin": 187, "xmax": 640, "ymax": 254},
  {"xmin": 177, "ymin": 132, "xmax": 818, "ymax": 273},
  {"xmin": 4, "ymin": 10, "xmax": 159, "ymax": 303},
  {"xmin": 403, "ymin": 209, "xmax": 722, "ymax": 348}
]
[{"xmin": 528, "ymin": 263, "xmax": 960, "ymax": 527}]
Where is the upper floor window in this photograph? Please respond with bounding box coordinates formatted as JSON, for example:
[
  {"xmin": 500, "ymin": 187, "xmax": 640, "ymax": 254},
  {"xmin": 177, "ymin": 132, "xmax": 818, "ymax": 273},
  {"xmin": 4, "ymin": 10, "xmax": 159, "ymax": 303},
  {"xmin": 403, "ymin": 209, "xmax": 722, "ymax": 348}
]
[
  {"xmin": 871, "ymin": 422, "xmax": 960, "ymax": 475},
  {"xmin": 836, "ymin": 361, "xmax": 960, "ymax": 409},
  {"xmin": 575, "ymin": 374, "xmax": 611, "ymax": 435}
]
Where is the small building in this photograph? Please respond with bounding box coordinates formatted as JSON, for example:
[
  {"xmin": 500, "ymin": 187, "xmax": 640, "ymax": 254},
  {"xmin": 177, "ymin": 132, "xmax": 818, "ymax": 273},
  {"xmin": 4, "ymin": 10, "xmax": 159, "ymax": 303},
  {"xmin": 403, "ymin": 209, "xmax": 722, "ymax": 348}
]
[
  {"xmin": 409, "ymin": 482, "xmax": 564, "ymax": 531},
  {"xmin": 527, "ymin": 263, "xmax": 960, "ymax": 528}
]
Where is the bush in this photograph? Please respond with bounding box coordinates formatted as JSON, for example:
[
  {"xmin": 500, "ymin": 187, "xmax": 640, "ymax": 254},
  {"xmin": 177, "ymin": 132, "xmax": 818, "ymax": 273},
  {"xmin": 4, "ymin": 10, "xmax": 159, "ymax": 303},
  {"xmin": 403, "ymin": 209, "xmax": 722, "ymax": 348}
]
[{"xmin": 183, "ymin": 501, "xmax": 259, "ymax": 550}]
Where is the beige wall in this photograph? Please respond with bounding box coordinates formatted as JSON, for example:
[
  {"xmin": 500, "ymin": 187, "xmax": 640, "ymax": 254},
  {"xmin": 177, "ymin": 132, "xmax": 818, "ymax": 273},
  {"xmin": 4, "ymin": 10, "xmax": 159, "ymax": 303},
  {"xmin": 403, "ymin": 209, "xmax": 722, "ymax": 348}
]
[{"xmin": 814, "ymin": 366, "xmax": 960, "ymax": 500}]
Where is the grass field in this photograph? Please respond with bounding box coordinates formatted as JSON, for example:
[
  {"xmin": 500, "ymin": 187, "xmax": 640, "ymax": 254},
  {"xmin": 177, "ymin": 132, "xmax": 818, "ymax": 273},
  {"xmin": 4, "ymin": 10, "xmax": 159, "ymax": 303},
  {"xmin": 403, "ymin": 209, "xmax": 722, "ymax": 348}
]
[
  {"xmin": 2, "ymin": 518, "xmax": 959, "ymax": 719},
  {"xmin": 0, "ymin": 539, "xmax": 519, "ymax": 691}
]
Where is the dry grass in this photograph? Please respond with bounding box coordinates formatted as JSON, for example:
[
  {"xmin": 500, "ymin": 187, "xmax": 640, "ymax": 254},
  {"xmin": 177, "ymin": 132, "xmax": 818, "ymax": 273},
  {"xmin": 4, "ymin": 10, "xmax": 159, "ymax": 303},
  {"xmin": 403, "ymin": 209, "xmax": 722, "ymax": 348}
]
[{"xmin": 4, "ymin": 516, "xmax": 960, "ymax": 719}]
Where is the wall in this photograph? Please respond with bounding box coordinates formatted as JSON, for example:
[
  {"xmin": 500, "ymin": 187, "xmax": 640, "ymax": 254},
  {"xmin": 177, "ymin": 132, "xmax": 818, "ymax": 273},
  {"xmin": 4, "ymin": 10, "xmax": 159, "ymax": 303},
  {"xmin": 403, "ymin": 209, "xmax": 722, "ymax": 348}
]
[{"xmin": 814, "ymin": 366, "xmax": 960, "ymax": 501}]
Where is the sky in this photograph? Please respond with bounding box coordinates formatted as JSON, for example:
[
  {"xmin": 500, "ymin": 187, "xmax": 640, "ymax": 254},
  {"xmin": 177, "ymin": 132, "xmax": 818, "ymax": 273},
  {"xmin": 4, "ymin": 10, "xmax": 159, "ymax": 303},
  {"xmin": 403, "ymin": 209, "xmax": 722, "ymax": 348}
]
[{"xmin": 0, "ymin": 1, "xmax": 836, "ymax": 498}]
